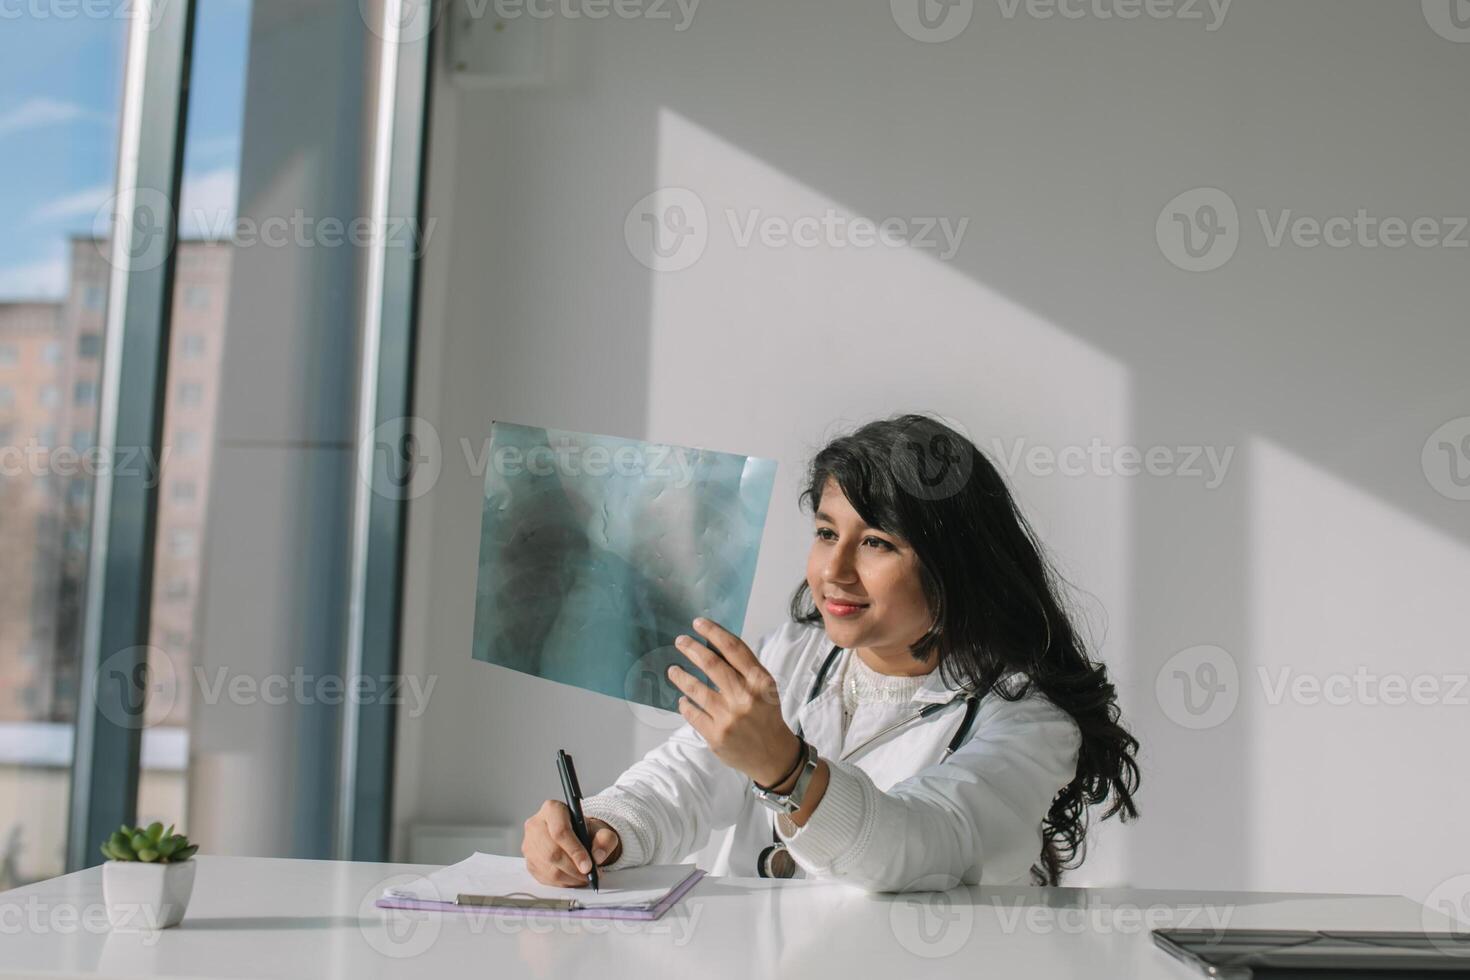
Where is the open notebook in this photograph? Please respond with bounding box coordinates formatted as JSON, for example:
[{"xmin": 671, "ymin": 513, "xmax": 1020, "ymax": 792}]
[{"xmin": 376, "ymin": 852, "xmax": 705, "ymax": 921}]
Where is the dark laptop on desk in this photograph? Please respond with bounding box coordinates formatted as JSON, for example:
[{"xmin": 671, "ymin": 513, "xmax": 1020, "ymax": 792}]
[{"xmin": 1153, "ymin": 927, "xmax": 1470, "ymax": 979}]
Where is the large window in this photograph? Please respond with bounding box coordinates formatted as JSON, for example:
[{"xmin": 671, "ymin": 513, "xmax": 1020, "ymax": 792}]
[
  {"xmin": 0, "ymin": 10, "xmax": 128, "ymax": 889},
  {"xmin": 4, "ymin": 0, "xmax": 429, "ymax": 879}
]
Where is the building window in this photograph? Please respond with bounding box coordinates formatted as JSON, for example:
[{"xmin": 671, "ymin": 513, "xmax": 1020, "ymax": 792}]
[
  {"xmin": 78, "ymin": 333, "xmax": 103, "ymax": 359},
  {"xmin": 171, "ymin": 480, "xmax": 197, "ymax": 503},
  {"xmin": 37, "ymin": 425, "xmax": 57, "ymax": 447},
  {"xmin": 72, "ymin": 428, "xmax": 94, "ymax": 452},
  {"xmin": 175, "ymin": 430, "xmax": 201, "ymax": 456},
  {"xmin": 0, "ymin": 385, "xmax": 13, "ymax": 409},
  {"xmin": 73, "ymin": 381, "xmax": 97, "ymax": 406},
  {"xmin": 164, "ymin": 578, "xmax": 191, "ymax": 601},
  {"xmin": 40, "ymin": 385, "xmax": 61, "ymax": 409},
  {"xmin": 180, "ymin": 333, "xmax": 206, "ymax": 359},
  {"xmin": 41, "ymin": 342, "xmax": 62, "ymax": 364},
  {"xmin": 177, "ymin": 382, "xmax": 203, "ymax": 407},
  {"xmin": 0, "ymin": 422, "xmax": 14, "ymax": 445},
  {"xmin": 83, "ymin": 286, "xmax": 106, "ymax": 310},
  {"xmin": 168, "ymin": 528, "xmax": 197, "ymax": 558},
  {"xmin": 0, "ymin": 344, "xmax": 17, "ymax": 365},
  {"xmin": 183, "ymin": 286, "xmax": 210, "ymax": 310}
]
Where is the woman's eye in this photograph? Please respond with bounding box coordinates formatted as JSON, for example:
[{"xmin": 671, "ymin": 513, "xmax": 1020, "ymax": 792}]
[{"xmin": 814, "ymin": 527, "xmax": 891, "ymax": 549}]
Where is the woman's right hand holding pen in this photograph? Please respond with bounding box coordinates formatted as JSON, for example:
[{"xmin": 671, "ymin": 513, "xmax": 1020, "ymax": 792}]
[{"xmin": 521, "ymin": 800, "xmax": 622, "ymax": 888}]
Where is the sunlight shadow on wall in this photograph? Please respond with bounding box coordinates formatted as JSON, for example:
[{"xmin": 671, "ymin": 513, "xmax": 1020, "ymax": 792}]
[{"xmin": 1249, "ymin": 436, "xmax": 1470, "ymax": 904}]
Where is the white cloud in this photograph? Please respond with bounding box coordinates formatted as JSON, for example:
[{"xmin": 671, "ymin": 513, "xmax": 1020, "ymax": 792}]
[
  {"xmin": 30, "ymin": 182, "xmax": 114, "ymax": 223},
  {"xmin": 178, "ymin": 167, "xmax": 239, "ymax": 239},
  {"xmin": 186, "ymin": 134, "xmax": 242, "ymax": 163},
  {"xmin": 0, "ymin": 98, "xmax": 105, "ymax": 138},
  {"xmin": 27, "ymin": 166, "xmax": 239, "ymax": 238},
  {"xmin": 0, "ymin": 256, "xmax": 68, "ymax": 301}
]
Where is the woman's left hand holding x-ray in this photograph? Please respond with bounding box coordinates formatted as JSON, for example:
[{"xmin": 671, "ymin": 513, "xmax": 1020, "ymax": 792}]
[{"xmin": 666, "ymin": 618, "xmax": 805, "ymax": 789}]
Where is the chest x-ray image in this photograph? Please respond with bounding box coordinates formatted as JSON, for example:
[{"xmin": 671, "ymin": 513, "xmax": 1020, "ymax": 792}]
[{"xmin": 471, "ymin": 421, "xmax": 778, "ymax": 709}]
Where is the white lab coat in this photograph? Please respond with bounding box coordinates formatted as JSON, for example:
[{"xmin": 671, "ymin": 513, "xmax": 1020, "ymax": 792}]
[{"xmin": 581, "ymin": 620, "xmax": 1083, "ymax": 892}]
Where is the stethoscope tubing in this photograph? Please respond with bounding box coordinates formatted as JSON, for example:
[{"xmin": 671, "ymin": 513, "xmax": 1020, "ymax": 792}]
[
  {"xmin": 797, "ymin": 644, "xmax": 980, "ymax": 763},
  {"xmin": 756, "ymin": 644, "xmax": 981, "ymax": 877}
]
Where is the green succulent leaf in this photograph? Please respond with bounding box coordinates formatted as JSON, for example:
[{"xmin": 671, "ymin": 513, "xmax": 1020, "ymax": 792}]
[{"xmin": 101, "ymin": 821, "xmax": 193, "ymax": 862}]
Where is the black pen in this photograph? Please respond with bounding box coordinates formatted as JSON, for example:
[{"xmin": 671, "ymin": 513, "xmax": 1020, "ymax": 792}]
[{"xmin": 556, "ymin": 749, "xmax": 599, "ymax": 892}]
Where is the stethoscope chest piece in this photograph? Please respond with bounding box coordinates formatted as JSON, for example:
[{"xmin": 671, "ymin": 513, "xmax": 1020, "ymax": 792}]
[{"xmin": 757, "ymin": 841, "xmax": 798, "ymax": 879}]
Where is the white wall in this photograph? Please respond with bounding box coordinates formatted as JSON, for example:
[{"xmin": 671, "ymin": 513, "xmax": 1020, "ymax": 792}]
[{"xmin": 394, "ymin": 0, "xmax": 1470, "ymax": 903}]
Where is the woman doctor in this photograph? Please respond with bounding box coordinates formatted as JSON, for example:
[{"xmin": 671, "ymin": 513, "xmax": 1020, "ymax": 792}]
[{"xmin": 520, "ymin": 414, "xmax": 1141, "ymax": 891}]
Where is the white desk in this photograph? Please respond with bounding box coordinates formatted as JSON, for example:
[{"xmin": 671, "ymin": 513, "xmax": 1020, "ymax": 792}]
[{"xmin": 0, "ymin": 855, "xmax": 1456, "ymax": 979}]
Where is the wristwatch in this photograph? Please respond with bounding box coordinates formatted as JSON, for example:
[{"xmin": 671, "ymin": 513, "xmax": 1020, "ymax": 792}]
[{"xmin": 750, "ymin": 739, "xmax": 819, "ymax": 814}]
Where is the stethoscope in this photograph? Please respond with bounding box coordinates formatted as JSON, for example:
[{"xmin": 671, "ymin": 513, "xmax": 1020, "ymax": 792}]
[{"xmin": 755, "ymin": 644, "xmax": 982, "ymax": 878}]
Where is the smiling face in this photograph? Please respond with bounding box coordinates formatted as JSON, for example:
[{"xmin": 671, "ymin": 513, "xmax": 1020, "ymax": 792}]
[{"xmin": 804, "ymin": 477, "xmax": 935, "ymax": 676}]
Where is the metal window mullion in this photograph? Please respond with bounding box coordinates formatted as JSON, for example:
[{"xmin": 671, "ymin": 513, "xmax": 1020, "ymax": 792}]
[
  {"xmin": 66, "ymin": 0, "xmax": 197, "ymax": 872},
  {"xmin": 337, "ymin": 0, "xmax": 435, "ymax": 861}
]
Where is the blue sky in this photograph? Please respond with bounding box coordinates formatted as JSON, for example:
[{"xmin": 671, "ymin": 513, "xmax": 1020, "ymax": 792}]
[{"xmin": 0, "ymin": 0, "xmax": 251, "ymax": 300}]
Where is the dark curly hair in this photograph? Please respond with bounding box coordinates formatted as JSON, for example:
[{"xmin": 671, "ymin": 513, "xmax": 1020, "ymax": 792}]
[{"xmin": 788, "ymin": 413, "xmax": 1141, "ymax": 885}]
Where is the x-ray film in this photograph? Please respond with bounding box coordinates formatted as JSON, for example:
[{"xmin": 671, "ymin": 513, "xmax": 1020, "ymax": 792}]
[{"xmin": 471, "ymin": 421, "xmax": 778, "ymax": 709}]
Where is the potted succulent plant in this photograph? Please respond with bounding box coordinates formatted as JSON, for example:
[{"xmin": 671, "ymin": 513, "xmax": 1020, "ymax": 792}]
[{"xmin": 100, "ymin": 822, "xmax": 199, "ymax": 929}]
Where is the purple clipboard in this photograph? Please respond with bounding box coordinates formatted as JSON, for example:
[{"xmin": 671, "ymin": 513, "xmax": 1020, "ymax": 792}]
[{"xmin": 374, "ymin": 869, "xmax": 706, "ymax": 922}]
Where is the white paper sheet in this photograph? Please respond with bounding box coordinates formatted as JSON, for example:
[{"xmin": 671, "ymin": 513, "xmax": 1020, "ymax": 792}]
[{"xmin": 383, "ymin": 852, "xmax": 698, "ymax": 909}]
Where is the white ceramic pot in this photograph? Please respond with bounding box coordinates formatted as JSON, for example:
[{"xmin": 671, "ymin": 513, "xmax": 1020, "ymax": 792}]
[{"xmin": 102, "ymin": 859, "xmax": 197, "ymax": 930}]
